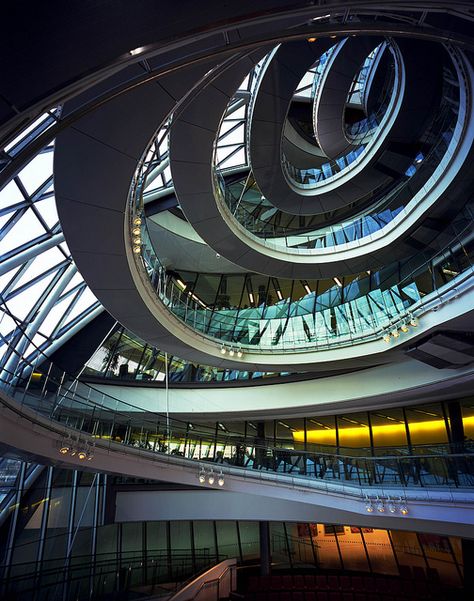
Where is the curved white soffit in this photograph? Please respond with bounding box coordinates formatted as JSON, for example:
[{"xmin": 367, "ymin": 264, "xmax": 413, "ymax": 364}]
[{"xmin": 88, "ymin": 359, "xmax": 474, "ymax": 420}]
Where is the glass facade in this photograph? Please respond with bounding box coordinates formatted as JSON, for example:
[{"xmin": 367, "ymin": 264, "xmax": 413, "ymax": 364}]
[{"xmin": 0, "ymin": 464, "xmax": 464, "ymax": 600}]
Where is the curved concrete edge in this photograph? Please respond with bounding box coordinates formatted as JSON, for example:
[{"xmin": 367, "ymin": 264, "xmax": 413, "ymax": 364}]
[
  {"xmin": 88, "ymin": 359, "xmax": 474, "ymax": 421},
  {"xmin": 250, "ymin": 37, "xmax": 445, "ymax": 216},
  {"xmin": 54, "ymin": 37, "xmax": 473, "ymax": 370},
  {"xmin": 170, "ymin": 43, "xmax": 470, "ymax": 279},
  {"xmin": 148, "ymin": 214, "xmax": 245, "ymax": 274},
  {"xmin": 313, "ymin": 36, "xmax": 382, "ymax": 158},
  {"xmin": 51, "ymin": 53, "xmax": 410, "ymax": 370},
  {"xmin": 0, "ymin": 390, "xmax": 472, "ymax": 536}
]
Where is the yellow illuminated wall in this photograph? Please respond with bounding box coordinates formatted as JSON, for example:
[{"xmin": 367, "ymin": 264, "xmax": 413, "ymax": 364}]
[{"xmin": 293, "ymin": 416, "xmax": 474, "ymax": 448}]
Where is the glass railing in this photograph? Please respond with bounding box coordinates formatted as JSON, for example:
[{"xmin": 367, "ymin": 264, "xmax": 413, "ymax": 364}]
[
  {"xmin": 218, "ymin": 97, "xmax": 458, "ymax": 252},
  {"xmin": 2, "ymin": 547, "xmax": 215, "ymax": 601},
  {"xmin": 0, "ymin": 307, "xmax": 473, "ymax": 491},
  {"xmin": 283, "ymin": 41, "xmax": 399, "ymax": 190},
  {"xmin": 130, "ymin": 194, "xmax": 473, "ymax": 351}
]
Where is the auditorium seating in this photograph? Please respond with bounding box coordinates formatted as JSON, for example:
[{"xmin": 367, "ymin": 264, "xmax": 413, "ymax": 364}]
[{"xmin": 240, "ymin": 565, "xmax": 457, "ymax": 601}]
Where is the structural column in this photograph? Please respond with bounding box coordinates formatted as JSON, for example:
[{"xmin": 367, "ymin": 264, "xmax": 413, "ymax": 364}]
[{"xmin": 259, "ymin": 521, "xmax": 271, "ymax": 577}]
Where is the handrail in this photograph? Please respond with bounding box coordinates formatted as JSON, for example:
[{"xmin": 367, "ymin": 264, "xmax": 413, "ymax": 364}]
[
  {"xmin": 1, "ymin": 372, "xmax": 473, "ymax": 491},
  {"xmin": 169, "ymin": 558, "xmax": 237, "ymax": 601},
  {"xmin": 132, "ymin": 202, "xmax": 474, "ymax": 352},
  {"xmin": 1, "ymin": 289, "xmax": 473, "ymax": 490}
]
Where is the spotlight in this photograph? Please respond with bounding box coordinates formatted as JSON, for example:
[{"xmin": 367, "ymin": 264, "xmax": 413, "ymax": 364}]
[
  {"xmin": 59, "ymin": 444, "xmax": 70, "ymax": 455},
  {"xmin": 132, "ymin": 227, "xmax": 140, "ymax": 236},
  {"xmin": 220, "ymin": 346, "xmax": 226, "ymax": 355},
  {"xmin": 229, "ymin": 348, "xmax": 235, "ymax": 357},
  {"xmin": 133, "ymin": 246, "xmax": 141, "ymax": 254},
  {"xmin": 70, "ymin": 448, "xmax": 77, "ymax": 457},
  {"xmin": 388, "ymin": 498, "xmax": 396, "ymax": 513},
  {"xmin": 399, "ymin": 498, "xmax": 408, "ymax": 515},
  {"xmin": 391, "ymin": 328, "xmax": 400, "ymax": 338},
  {"xmin": 237, "ymin": 349, "xmax": 243, "ymax": 358},
  {"xmin": 365, "ymin": 496, "xmax": 374, "ymax": 513},
  {"xmin": 198, "ymin": 468, "xmax": 206, "ymax": 484},
  {"xmin": 218, "ymin": 472, "xmax": 225, "ymax": 487},
  {"xmin": 376, "ymin": 498, "xmax": 385, "ymax": 513},
  {"xmin": 307, "ymin": 37, "xmax": 317, "ymax": 43},
  {"xmin": 409, "ymin": 316, "xmax": 418, "ymax": 327},
  {"xmin": 133, "ymin": 217, "xmax": 142, "ymax": 226},
  {"xmin": 383, "ymin": 333, "xmax": 391, "ymax": 343},
  {"xmin": 129, "ymin": 47, "xmax": 146, "ymax": 56},
  {"xmin": 400, "ymin": 322, "xmax": 409, "ymax": 333},
  {"xmin": 78, "ymin": 450, "xmax": 87, "ymax": 461},
  {"xmin": 208, "ymin": 470, "xmax": 215, "ymax": 485},
  {"xmin": 133, "ymin": 237, "xmax": 141, "ymax": 245}
]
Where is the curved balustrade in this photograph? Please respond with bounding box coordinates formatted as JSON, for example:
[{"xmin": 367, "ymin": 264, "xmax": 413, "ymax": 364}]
[
  {"xmin": 286, "ymin": 58, "xmax": 395, "ymax": 190},
  {"xmin": 0, "ymin": 305, "xmax": 473, "ymax": 491},
  {"xmin": 217, "ymin": 96, "xmax": 457, "ymax": 253},
  {"xmin": 131, "ymin": 198, "xmax": 472, "ymax": 351}
]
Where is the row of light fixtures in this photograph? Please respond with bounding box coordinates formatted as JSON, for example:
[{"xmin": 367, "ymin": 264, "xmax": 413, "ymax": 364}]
[
  {"xmin": 364, "ymin": 495, "xmax": 408, "ymax": 515},
  {"xmin": 382, "ymin": 315, "xmax": 418, "ymax": 343},
  {"xmin": 132, "ymin": 217, "xmax": 142, "ymax": 254},
  {"xmin": 58, "ymin": 436, "xmax": 95, "ymax": 461},
  {"xmin": 220, "ymin": 345, "xmax": 244, "ymax": 358},
  {"xmin": 198, "ymin": 467, "xmax": 225, "ymax": 487}
]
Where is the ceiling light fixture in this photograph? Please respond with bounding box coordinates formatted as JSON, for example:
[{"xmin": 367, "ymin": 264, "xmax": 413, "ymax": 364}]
[
  {"xmin": 365, "ymin": 496, "xmax": 374, "ymax": 513},
  {"xmin": 208, "ymin": 470, "xmax": 215, "ymax": 485},
  {"xmin": 129, "ymin": 47, "xmax": 146, "ymax": 56},
  {"xmin": 218, "ymin": 471, "xmax": 225, "ymax": 487},
  {"xmin": 198, "ymin": 468, "xmax": 206, "ymax": 484}
]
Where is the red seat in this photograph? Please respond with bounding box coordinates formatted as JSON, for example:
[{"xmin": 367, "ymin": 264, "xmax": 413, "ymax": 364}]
[
  {"xmin": 342, "ymin": 593, "xmax": 353, "ymax": 601},
  {"xmin": 304, "ymin": 575, "xmax": 316, "ymax": 590},
  {"xmin": 363, "ymin": 577, "xmax": 375, "ymax": 592},
  {"xmin": 248, "ymin": 577, "xmax": 260, "ymax": 592},
  {"xmin": 329, "ymin": 592, "xmax": 342, "ymax": 601},
  {"xmin": 283, "ymin": 575, "xmax": 293, "ymax": 590},
  {"xmin": 354, "ymin": 594, "xmax": 366, "ymax": 601},
  {"xmin": 402, "ymin": 580, "xmax": 413, "ymax": 596},
  {"xmin": 327, "ymin": 575, "xmax": 339, "ymax": 590},
  {"xmin": 414, "ymin": 580, "xmax": 429, "ymax": 597},
  {"xmin": 255, "ymin": 593, "xmax": 268, "ymax": 601},
  {"xmin": 398, "ymin": 565, "xmax": 412, "ymax": 580},
  {"xmin": 316, "ymin": 575, "xmax": 328, "ymax": 590},
  {"xmin": 316, "ymin": 593, "xmax": 328, "ymax": 601},
  {"xmin": 412, "ymin": 566, "xmax": 426, "ymax": 581},
  {"xmin": 268, "ymin": 593, "xmax": 280, "ymax": 601},
  {"xmin": 281, "ymin": 593, "xmax": 292, "ymax": 601},
  {"xmin": 294, "ymin": 575, "xmax": 306, "ymax": 590},
  {"xmin": 339, "ymin": 575, "xmax": 351, "ymax": 590},
  {"xmin": 351, "ymin": 577, "xmax": 364, "ymax": 592},
  {"xmin": 375, "ymin": 577, "xmax": 387, "ymax": 593},
  {"xmin": 293, "ymin": 592, "xmax": 305, "ymax": 601},
  {"xmin": 305, "ymin": 592, "xmax": 317, "ymax": 601},
  {"xmin": 386, "ymin": 578, "xmax": 402, "ymax": 595},
  {"xmin": 271, "ymin": 576, "xmax": 283, "ymax": 591}
]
